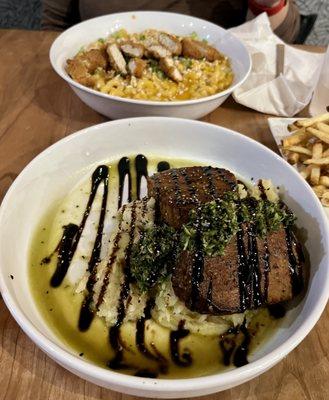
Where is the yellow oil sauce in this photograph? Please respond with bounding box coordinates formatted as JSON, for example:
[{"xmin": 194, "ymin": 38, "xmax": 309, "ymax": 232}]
[{"xmin": 29, "ymin": 156, "xmax": 282, "ymax": 378}]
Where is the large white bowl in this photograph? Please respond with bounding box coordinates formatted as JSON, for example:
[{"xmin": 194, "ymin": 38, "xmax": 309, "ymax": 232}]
[
  {"xmin": 0, "ymin": 118, "xmax": 328, "ymax": 398},
  {"xmin": 50, "ymin": 12, "xmax": 251, "ymax": 120}
]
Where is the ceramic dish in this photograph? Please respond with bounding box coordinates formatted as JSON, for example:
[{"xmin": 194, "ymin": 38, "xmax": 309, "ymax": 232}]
[
  {"xmin": 0, "ymin": 117, "xmax": 328, "ymax": 398},
  {"xmin": 50, "ymin": 12, "xmax": 251, "ymax": 119}
]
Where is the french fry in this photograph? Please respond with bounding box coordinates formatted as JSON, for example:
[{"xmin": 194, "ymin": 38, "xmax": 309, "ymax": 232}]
[
  {"xmin": 312, "ymin": 185, "xmax": 326, "ymax": 198},
  {"xmin": 319, "ymin": 176, "xmax": 329, "ymax": 187},
  {"xmin": 316, "ymin": 122, "xmax": 329, "ymax": 134},
  {"xmin": 306, "ymin": 127, "xmax": 329, "ymax": 144},
  {"xmin": 285, "ymin": 146, "xmax": 312, "ymax": 156},
  {"xmin": 281, "ymin": 113, "xmax": 329, "ymax": 207},
  {"xmin": 321, "ymin": 191, "xmax": 329, "ymax": 207},
  {"xmin": 297, "ymin": 112, "xmax": 329, "ymax": 127},
  {"xmin": 312, "ymin": 142, "xmax": 323, "ymax": 158},
  {"xmin": 287, "ymin": 152, "xmax": 299, "ymax": 164},
  {"xmin": 282, "ymin": 128, "xmax": 308, "ymax": 147},
  {"xmin": 322, "ymin": 148, "xmax": 329, "ymax": 157},
  {"xmin": 287, "ymin": 123, "xmax": 299, "ymax": 132},
  {"xmin": 300, "ymin": 165, "xmax": 312, "ymax": 179},
  {"xmin": 310, "ymin": 142, "xmax": 323, "ymax": 185},
  {"xmin": 304, "ymin": 157, "xmax": 329, "ymax": 165}
]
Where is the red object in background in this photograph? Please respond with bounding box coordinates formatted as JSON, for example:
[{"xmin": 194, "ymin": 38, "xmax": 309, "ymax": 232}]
[{"xmin": 248, "ymin": 0, "xmax": 287, "ymax": 16}]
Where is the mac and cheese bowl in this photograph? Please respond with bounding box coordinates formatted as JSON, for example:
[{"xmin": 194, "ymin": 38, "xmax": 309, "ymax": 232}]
[{"xmin": 50, "ymin": 12, "xmax": 251, "ymax": 119}]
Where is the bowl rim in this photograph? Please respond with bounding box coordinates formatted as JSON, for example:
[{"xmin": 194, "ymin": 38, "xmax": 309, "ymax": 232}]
[
  {"xmin": 1, "ymin": 117, "xmax": 329, "ymax": 394},
  {"xmin": 49, "ymin": 11, "xmax": 252, "ymax": 107}
]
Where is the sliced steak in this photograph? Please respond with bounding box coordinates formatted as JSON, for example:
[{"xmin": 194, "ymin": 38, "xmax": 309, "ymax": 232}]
[
  {"xmin": 147, "ymin": 166, "xmax": 303, "ymax": 315},
  {"xmin": 172, "ymin": 226, "xmax": 303, "ymax": 315},
  {"xmin": 147, "ymin": 166, "xmax": 236, "ymax": 229}
]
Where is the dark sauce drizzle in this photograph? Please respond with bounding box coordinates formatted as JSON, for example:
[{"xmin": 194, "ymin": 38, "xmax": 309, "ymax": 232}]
[
  {"xmin": 118, "ymin": 157, "xmax": 132, "ymax": 209},
  {"xmin": 78, "ymin": 166, "xmax": 110, "ymax": 331},
  {"xmin": 157, "ymin": 161, "xmax": 170, "ymax": 172},
  {"xmin": 170, "ymin": 321, "xmax": 192, "ymax": 367},
  {"xmin": 108, "ymin": 202, "xmax": 137, "ymax": 369},
  {"xmin": 233, "ymin": 323, "xmax": 250, "ymax": 367},
  {"xmin": 247, "ymin": 220, "xmax": 263, "ymax": 308},
  {"xmin": 219, "ymin": 321, "xmax": 250, "ymax": 368},
  {"xmin": 49, "ymin": 224, "xmax": 79, "ymax": 286},
  {"xmin": 236, "ymin": 215, "xmax": 249, "ymax": 312},
  {"xmin": 285, "ymin": 227, "xmax": 303, "ymax": 296},
  {"xmin": 50, "ymin": 165, "xmax": 109, "ymax": 289},
  {"xmin": 96, "ymin": 208, "xmax": 125, "ymax": 309},
  {"xmin": 135, "ymin": 154, "xmax": 148, "ymax": 200},
  {"xmin": 135, "ymin": 298, "xmax": 168, "ymax": 374},
  {"xmin": 268, "ymin": 303, "xmax": 286, "ymax": 319}
]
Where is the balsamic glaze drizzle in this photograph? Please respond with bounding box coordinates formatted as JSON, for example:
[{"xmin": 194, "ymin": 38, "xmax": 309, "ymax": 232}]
[
  {"xmin": 219, "ymin": 322, "xmax": 250, "ymax": 368},
  {"xmin": 118, "ymin": 157, "xmax": 132, "ymax": 209},
  {"xmin": 170, "ymin": 321, "xmax": 192, "ymax": 367},
  {"xmin": 135, "ymin": 298, "xmax": 168, "ymax": 374},
  {"xmin": 157, "ymin": 161, "xmax": 170, "ymax": 172},
  {"xmin": 50, "ymin": 165, "xmax": 109, "ymax": 289},
  {"xmin": 268, "ymin": 303, "xmax": 286, "ymax": 319},
  {"xmin": 236, "ymin": 220, "xmax": 248, "ymax": 312},
  {"xmin": 285, "ymin": 228, "xmax": 303, "ymax": 296},
  {"xmin": 190, "ymin": 210, "xmax": 204, "ymax": 311},
  {"xmin": 233, "ymin": 324, "xmax": 250, "ymax": 367},
  {"xmin": 108, "ymin": 202, "xmax": 137, "ymax": 369},
  {"xmin": 78, "ymin": 166, "xmax": 109, "ymax": 331},
  {"xmin": 247, "ymin": 221, "xmax": 263, "ymax": 308},
  {"xmin": 135, "ymin": 154, "xmax": 148, "ymax": 200},
  {"xmin": 49, "ymin": 224, "xmax": 79, "ymax": 287}
]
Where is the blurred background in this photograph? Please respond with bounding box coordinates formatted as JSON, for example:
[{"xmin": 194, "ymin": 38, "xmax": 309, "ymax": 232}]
[{"xmin": 0, "ymin": 0, "xmax": 327, "ymax": 45}]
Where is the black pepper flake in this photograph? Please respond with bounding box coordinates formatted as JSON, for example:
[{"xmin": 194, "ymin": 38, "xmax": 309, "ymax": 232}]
[
  {"xmin": 49, "ymin": 308, "xmax": 53, "ymax": 311},
  {"xmin": 79, "ymin": 352, "xmax": 84, "ymax": 357},
  {"xmin": 75, "ymin": 205, "xmax": 79, "ymax": 208},
  {"xmin": 251, "ymin": 177, "xmax": 254, "ymax": 181},
  {"xmin": 61, "ymin": 209, "xmax": 65, "ymax": 213},
  {"xmin": 46, "ymin": 290, "xmax": 49, "ymax": 294},
  {"xmin": 10, "ymin": 275, "xmax": 14, "ymax": 280}
]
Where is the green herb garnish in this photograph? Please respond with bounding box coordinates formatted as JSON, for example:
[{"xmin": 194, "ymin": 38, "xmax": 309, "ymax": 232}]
[
  {"xmin": 181, "ymin": 191, "xmax": 239, "ymax": 257},
  {"xmin": 240, "ymin": 198, "xmax": 296, "ymax": 238},
  {"xmin": 111, "ymin": 29, "xmax": 128, "ymax": 39},
  {"xmin": 98, "ymin": 38, "xmax": 105, "ymax": 43},
  {"xmin": 130, "ymin": 224, "xmax": 177, "ymax": 292},
  {"xmin": 190, "ymin": 31, "xmax": 199, "ymax": 40}
]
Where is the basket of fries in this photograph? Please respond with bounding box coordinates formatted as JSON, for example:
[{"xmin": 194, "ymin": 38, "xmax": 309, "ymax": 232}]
[{"xmin": 277, "ymin": 112, "xmax": 329, "ymax": 207}]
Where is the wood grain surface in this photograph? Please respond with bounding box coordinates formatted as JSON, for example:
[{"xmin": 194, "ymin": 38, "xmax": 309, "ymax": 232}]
[{"xmin": 0, "ymin": 29, "xmax": 327, "ymax": 400}]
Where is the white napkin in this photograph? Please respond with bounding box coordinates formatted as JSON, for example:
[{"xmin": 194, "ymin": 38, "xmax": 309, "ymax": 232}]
[
  {"xmin": 309, "ymin": 47, "xmax": 329, "ymax": 116},
  {"xmin": 229, "ymin": 13, "xmax": 327, "ymax": 117}
]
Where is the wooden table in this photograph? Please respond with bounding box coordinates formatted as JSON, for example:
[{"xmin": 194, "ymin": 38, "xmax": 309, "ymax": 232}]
[{"xmin": 0, "ymin": 29, "xmax": 327, "ymax": 400}]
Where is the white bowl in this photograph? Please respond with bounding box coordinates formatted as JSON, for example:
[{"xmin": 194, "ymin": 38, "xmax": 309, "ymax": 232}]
[
  {"xmin": 0, "ymin": 117, "xmax": 328, "ymax": 398},
  {"xmin": 50, "ymin": 11, "xmax": 251, "ymax": 120}
]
